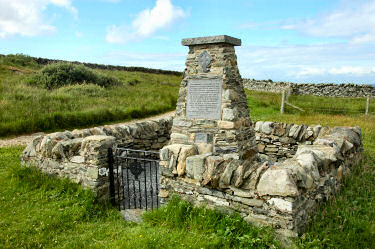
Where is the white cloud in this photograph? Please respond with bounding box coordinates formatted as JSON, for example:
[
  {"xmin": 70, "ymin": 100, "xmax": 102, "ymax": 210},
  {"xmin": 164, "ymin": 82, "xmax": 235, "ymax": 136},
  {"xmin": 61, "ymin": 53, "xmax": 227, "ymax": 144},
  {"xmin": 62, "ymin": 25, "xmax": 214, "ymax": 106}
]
[
  {"xmin": 296, "ymin": 67, "xmax": 326, "ymax": 77},
  {"xmin": 282, "ymin": 0, "xmax": 375, "ymax": 44},
  {"xmin": 329, "ymin": 66, "xmax": 375, "ymax": 75},
  {"xmin": 105, "ymin": 0, "xmax": 186, "ymax": 44},
  {"xmin": 106, "ymin": 25, "xmax": 133, "ymax": 43},
  {"xmin": 50, "ymin": 0, "xmax": 78, "ymax": 19},
  {"xmin": 290, "ymin": 66, "xmax": 375, "ymax": 78},
  {"xmin": 0, "ymin": 0, "xmax": 77, "ymax": 38},
  {"xmin": 351, "ymin": 32, "xmax": 375, "ymax": 44},
  {"xmin": 237, "ymin": 43, "xmax": 375, "ymax": 83}
]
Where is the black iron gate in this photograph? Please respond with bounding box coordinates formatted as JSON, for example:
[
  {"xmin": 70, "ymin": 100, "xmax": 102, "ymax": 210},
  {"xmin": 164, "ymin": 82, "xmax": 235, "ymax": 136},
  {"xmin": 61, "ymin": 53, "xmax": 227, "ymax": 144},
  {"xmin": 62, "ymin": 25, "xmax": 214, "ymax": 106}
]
[{"xmin": 108, "ymin": 147, "xmax": 160, "ymax": 210}]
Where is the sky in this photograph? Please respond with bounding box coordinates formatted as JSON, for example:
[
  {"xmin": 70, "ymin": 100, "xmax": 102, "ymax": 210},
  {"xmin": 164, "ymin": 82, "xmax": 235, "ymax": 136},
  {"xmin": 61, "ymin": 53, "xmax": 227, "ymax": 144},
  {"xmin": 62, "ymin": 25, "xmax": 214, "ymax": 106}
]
[{"xmin": 0, "ymin": 0, "xmax": 375, "ymax": 84}]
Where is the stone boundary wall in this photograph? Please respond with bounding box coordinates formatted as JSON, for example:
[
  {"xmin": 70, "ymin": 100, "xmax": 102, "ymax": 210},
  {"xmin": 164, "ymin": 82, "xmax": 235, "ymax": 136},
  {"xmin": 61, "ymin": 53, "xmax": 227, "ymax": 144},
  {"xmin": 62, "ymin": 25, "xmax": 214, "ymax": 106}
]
[
  {"xmin": 253, "ymin": 121, "xmax": 322, "ymax": 162},
  {"xmin": 21, "ymin": 117, "xmax": 363, "ymax": 237},
  {"xmin": 159, "ymin": 125, "xmax": 363, "ymax": 237},
  {"xmin": 21, "ymin": 118, "xmax": 172, "ymax": 200},
  {"xmin": 243, "ymin": 79, "xmax": 375, "ymax": 98}
]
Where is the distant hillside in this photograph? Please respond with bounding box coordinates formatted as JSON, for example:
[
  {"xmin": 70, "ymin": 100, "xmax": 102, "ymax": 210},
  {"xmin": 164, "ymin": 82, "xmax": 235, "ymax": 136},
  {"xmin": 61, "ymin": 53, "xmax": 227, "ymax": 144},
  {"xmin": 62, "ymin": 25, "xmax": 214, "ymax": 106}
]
[{"xmin": 0, "ymin": 53, "xmax": 183, "ymax": 76}]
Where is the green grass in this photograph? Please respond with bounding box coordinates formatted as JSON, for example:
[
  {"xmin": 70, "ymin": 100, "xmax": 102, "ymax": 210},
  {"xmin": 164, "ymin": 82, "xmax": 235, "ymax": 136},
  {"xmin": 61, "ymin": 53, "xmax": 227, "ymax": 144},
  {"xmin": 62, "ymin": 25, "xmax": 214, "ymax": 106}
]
[
  {"xmin": 0, "ymin": 58, "xmax": 181, "ymax": 138},
  {"xmin": 0, "ymin": 147, "xmax": 279, "ymax": 248},
  {"xmin": 1, "ymin": 59, "xmax": 375, "ymax": 248},
  {"xmin": 0, "ymin": 54, "xmax": 40, "ymax": 69},
  {"xmin": 246, "ymin": 90, "xmax": 375, "ymax": 121}
]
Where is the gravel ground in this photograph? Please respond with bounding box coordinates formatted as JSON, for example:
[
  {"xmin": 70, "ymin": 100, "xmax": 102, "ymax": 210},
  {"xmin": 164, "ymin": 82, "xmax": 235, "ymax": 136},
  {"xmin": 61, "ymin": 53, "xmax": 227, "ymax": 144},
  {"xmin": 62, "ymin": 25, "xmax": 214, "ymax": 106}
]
[{"xmin": 0, "ymin": 111, "xmax": 174, "ymax": 148}]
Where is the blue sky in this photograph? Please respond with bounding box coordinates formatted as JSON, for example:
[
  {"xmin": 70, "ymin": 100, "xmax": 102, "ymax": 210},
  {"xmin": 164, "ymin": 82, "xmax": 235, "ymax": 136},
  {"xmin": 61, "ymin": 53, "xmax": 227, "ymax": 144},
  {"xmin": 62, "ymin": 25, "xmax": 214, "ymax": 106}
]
[{"xmin": 1, "ymin": 0, "xmax": 375, "ymax": 84}]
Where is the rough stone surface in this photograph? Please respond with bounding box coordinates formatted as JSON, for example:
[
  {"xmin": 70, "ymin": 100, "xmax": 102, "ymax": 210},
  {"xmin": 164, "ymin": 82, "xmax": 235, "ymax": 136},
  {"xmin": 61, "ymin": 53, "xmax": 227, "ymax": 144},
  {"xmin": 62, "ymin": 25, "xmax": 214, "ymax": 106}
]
[
  {"xmin": 176, "ymin": 145, "xmax": 196, "ymax": 176},
  {"xmin": 162, "ymin": 34, "xmax": 258, "ymax": 195},
  {"xmin": 268, "ymin": 198, "xmax": 293, "ymax": 213},
  {"xmin": 243, "ymin": 79, "xmax": 375, "ymax": 98},
  {"xmin": 160, "ymin": 123, "xmax": 362, "ymax": 238},
  {"xmin": 21, "ymin": 117, "xmax": 172, "ymax": 200},
  {"xmin": 21, "ymin": 35, "xmax": 365, "ymax": 239},
  {"xmin": 158, "ymin": 35, "xmax": 364, "ymax": 238},
  {"xmin": 121, "ymin": 209, "xmax": 143, "ymax": 223},
  {"xmin": 257, "ymin": 168, "xmax": 299, "ymax": 197},
  {"xmin": 186, "ymin": 153, "xmax": 211, "ymax": 181},
  {"xmin": 182, "ymin": 35, "xmax": 241, "ymax": 46}
]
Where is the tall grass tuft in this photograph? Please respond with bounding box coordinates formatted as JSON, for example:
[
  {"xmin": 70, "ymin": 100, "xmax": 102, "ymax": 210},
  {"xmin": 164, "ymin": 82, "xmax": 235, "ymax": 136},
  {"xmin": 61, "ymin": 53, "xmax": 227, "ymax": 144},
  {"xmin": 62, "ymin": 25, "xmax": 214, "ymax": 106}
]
[
  {"xmin": 28, "ymin": 63, "xmax": 121, "ymax": 89},
  {"xmin": 0, "ymin": 54, "xmax": 40, "ymax": 69},
  {"xmin": 143, "ymin": 196, "xmax": 279, "ymax": 248}
]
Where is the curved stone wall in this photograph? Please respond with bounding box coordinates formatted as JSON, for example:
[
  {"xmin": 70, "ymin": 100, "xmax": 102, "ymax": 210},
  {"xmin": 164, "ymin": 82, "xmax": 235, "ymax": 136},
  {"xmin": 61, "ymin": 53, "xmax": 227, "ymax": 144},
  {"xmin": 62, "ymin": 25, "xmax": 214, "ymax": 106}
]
[
  {"xmin": 21, "ymin": 118, "xmax": 172, "ymax": 200},
  {"xmin": 21, "ymin": 117, "xmax": 363, "ymax": 237}
]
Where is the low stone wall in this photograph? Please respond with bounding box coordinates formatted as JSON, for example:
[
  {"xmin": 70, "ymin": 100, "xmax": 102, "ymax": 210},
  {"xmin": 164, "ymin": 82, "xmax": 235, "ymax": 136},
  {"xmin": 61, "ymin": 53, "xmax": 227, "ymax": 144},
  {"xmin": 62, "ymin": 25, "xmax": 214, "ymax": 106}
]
[
  {"xmin": 21, "ymin": 117, "xmax": 363, "ymax": 237},
  {"xmin": 159, "ymin": 125, "xmax": 362, "ymax": 237},
  {"xmin": 253, "ymin": 121, "xmax": 322, "ymax": 162},
  {"xmin": 20, "ymin": 118, "xmax": 319, "ymax": 197},
  {"xmin": 244, "ymin": 80, "xmax": 292, "ymax": 94},
  {"xmin": 21, "ymin": 118, "xmax": 172, "ymax": 200},
  {"xmin": 243, "ymin": 79, "xmax": 375, "ymax": 97}
]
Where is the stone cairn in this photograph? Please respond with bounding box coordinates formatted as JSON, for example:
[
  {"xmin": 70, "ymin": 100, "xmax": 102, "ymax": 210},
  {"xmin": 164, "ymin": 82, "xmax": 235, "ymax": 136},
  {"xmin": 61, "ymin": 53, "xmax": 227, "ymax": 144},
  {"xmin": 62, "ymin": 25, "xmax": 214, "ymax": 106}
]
[
  {"xmin": 20, "ymin": 35, "xmax": 363, "ymax": 237},
  {"xmin": 160, "ymin": 35, "xmax": 259, "ymax": 189},
  {"xmin": 159, "ymin": 35, "xmax": 363, "ymax": 237}
]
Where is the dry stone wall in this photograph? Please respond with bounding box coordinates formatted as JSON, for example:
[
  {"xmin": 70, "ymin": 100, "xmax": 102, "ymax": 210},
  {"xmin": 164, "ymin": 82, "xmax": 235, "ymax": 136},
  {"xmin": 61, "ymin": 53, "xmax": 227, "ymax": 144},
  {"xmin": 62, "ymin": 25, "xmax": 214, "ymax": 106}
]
[
  {"xmin": 159, "ymin": 125, "xmax": 363, "ymax": 237},
  {"xmin": 243, "ymin": 79, "xmax": 375, "ymax": 97},
  {"xmin": 20, "ymin": 34, "xmax": 365, "ymax": 238},
  {"xmin": 157, "ymin": 35, "xmax": 363, "ymax": 238},
  {"xmin": 253, "ymin": 121, "xmax": 322, "ymax": 162},
  {"xmin": 21, "ymin": 118, "xmax": 172, "ymax": 200},
  {"xmin": 20, "ymin": 116, "xmax": 363, "ymax": 237}
]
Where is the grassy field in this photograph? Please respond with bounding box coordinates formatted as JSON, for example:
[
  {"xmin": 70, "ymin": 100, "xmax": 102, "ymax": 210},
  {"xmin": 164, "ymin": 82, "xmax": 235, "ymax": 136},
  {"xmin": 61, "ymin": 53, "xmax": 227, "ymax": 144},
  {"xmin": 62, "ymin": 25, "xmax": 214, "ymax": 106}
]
[
  {"xmin": 1, "ymin": 55, "xmax": 374, "ymax": 138},
  {"xmin": 0, "ymin": 55, "xmax": 374, "ymax": 248},
  {"xmin": 1, "ymin": 92, "xmax": 374, "ymax": 248},
  {"xmin": 0, "ymin": 55, "xmax": 181, "ymax": 138},
  {"xmin": 0, "ymin": 147, "xmax": 279, "ymax": 249}
]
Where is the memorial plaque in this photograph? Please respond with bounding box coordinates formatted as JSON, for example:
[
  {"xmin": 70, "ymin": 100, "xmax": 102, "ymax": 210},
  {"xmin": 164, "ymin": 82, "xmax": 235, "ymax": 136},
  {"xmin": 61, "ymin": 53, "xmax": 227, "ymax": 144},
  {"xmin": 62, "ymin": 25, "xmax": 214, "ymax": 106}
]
[{"xmin": 186, "ymin": 78, "xmax": 222, "ymax": 119}]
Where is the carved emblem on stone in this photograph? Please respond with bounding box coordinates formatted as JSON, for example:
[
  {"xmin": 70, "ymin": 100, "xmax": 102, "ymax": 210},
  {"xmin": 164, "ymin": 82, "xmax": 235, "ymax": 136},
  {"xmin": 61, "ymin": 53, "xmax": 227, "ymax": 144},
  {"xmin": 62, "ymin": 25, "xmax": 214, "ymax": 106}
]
[{"xmin": 198, "ymin": 51, "xmax": 212, "ymax": 73}]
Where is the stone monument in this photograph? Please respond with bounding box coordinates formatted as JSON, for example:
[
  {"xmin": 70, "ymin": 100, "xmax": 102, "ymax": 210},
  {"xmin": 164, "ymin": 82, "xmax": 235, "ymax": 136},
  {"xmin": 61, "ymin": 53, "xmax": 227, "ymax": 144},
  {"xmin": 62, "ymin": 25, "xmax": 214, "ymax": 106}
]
[
  {"xmin": 158, "ymin": 35, "xmax": 363, "ymax": 238},
  {"xmin": 20, "ymin": 35, "xmax": 364, "ymax": 238},
  {"xmin": 160, "ymin": 35, "xmax": 258, "ymax": 189}
]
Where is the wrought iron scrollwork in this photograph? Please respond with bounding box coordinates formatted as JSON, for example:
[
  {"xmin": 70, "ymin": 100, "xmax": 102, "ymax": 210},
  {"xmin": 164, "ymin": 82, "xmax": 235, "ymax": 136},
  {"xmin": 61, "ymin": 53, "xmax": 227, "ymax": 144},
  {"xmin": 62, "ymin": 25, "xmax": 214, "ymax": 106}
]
[{"xmin": 129, "ymin": 161, "xmax": 143, "ymax": 180}]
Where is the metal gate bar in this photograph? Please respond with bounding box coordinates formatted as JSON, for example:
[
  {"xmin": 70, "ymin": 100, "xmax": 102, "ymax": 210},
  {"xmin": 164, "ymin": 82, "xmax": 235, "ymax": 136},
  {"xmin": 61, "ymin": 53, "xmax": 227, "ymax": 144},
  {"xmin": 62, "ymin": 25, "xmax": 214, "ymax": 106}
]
[{"xmin": 108, "ymin": 147, "xmax": 160, "ymax": 211}]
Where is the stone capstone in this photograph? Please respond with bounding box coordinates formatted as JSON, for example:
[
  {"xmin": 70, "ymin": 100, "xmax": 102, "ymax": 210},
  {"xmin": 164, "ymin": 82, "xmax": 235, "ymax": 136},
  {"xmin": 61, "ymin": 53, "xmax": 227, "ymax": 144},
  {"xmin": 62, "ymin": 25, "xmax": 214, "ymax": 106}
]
[{"xmin": 181, "ymin": 35, "xmax": 241, "ymax": 46}]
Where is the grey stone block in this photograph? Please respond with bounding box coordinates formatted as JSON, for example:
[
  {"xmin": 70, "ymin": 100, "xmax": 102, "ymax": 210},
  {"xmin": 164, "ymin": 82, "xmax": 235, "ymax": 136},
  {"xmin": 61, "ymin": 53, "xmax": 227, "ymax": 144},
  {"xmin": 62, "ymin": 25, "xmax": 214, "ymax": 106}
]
[
  {"xmin": 181, "ymin": 35, "xmax": 241, "ymax": 46},
  {"xmin": 186, "ymin": 153, "xmax": 211, "ymax": 181}
]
